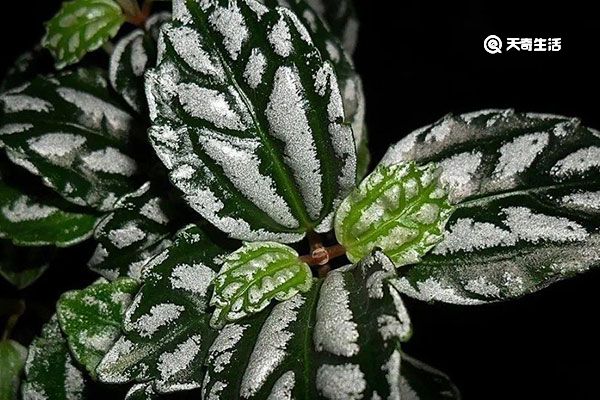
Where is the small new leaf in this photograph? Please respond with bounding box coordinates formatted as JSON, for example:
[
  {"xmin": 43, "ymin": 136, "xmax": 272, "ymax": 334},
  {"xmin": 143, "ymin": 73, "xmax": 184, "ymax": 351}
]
[
  {"xmin": 57, "ymin": 278, "xmax": 139, "ymax": 378},
  {"xmin": 210, "ymin": 242, "xmax": 313, "ymax": 328},
  {"xmin": 335, "ymin": 162, "xmax": 454, "ymax": 265},
  {"xmin": 0, "ymin": 340, "xmax": 27, "ymax": 400},
  {"xmin": 43, "ymin": 0, "xmax": 126, "ymax": 69},
  {"xmin": 0, "ymin": 241, "xmax": 52, "ymax": 289}
]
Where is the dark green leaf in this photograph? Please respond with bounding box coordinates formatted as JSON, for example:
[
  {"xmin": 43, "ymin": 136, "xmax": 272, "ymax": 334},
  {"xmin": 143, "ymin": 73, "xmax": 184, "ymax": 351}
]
[
  {"xmin": 0, "ymin": 68, "xmax": 143, "ymax": 211},
  {"xmin": 88, "ymin": 182, "xmax": 175, "ymax": 281},
  {"xmin": 146, "ymin": 0, "xmax": 356, "ymax": 242},
  {"xmin": 21, "ymin": 317, "xmax": 87, "ymax": 400},
  {"xmin": 43, "ymin": 0, "xmax": 125, "ymax": 69},
  {"xmin": 1, "ymin": 46, "xmax": 54, "ymax": 93},
  {"xmin": 382, "ymin": 110, "xmax": 600, "ymax": 303},
  {"xmin": 400, "ymin": 353, "xmax": 461, "ymax": 399},
  {"xmin": 57, "ymin": 278, "xmax": 139, "ymax": 378},
  {"xmin": 0, "ymin": 178, "xmax": 96, "ymax": 247},
  {"xmin": 0, "ymin": 241, "xmax": 52, "ymax": 289},
  {"xmin": 335, "ymin": 162, "xmax": 454, "ymax": 265},
  {"xmin": 304, "ymin": 0, "xmax": 359, "ymax": 55},
  {"xmin": 0, "ymin": 340, "xmax": 27, "ymax": 400},
  {"xmin": 210, "ymin": 241, "xmax": 312, "ymax": 328},
  {"xmin": 96, "ymin": 224, "xmax": 234, "ymax": 391},
  {"xmin": 109, "ymin": 12, "xmax": 171, "ymax": 113}
]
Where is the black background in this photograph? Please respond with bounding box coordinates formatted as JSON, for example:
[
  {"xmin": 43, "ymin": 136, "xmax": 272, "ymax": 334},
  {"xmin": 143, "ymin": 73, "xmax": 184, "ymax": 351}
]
[{"xmin": 1, "ymin": 1, "xmax": 600, "ymax": 399}]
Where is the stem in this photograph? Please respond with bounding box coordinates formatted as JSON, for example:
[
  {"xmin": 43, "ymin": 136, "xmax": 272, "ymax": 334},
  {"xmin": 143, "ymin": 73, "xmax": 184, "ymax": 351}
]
[
  {"xmin": 2, "ymin": 300, "xmax": 25, "ymax": 341},
  {"xmin": 102, "ymin": 41, "xmax": 114, "ymax": 55},
  {"xmin": 299, "ymin": 243, "xmax": 346, "ymax": 267},
  {"xmin": 115, "ymin": 0, "xmax": 142, "ymax": 17}
]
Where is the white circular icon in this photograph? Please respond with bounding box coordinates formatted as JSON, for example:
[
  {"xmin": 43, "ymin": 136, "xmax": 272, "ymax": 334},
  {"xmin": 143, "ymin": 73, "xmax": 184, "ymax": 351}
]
[{"xmin": 484, "ymin": 35, "xmax": 503, "ymax": 54}]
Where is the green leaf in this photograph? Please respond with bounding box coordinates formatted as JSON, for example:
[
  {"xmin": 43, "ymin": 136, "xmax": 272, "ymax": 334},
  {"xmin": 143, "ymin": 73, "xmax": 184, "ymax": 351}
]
[
  {"xmin": 304, "ymin": 0, "xmax": 359, "ymax": 55},
  {"xmin": 381, "ymin": 110, "xmax": 600, "ymax": 303},
  {"xmin": 203, "ymin": 251, "xmax": 411, "ymax": 399},
  {"xmin": 88, "ymin": 182, "xmax": 174, "ymax": 281},
  {"xmin": 43, "ymin": 0, "xmax": 126, "ymax": 69},
  {"xmin": 109, "ymin": 12, "xmax": 171, "ymax": 113},
  {"xmin": 0, "ymin": 46, "xmax": 54, "ymax": 93},
  {"xmin": 96, "ymin": 224, "xmax": 234, "ymax": 391},
  {"xmin": 335, "ymin": 162, "xmax": 454, "ymax": 265},
  {"xmin": 0, "ymin": 241, "xmax": 52, "ymax": 289},
  {"xmin": 125, "ymin": 383, "xmax": 157, "ymax": 400},
  {"xmin": 0, "ymin": 68, "xmax": 142, "ymax": 211},
  {"xmin": 0, "ymin": 178, "xmax": 97, "ymax": 247},
  {"xmin": 400, "ymin": 353, "xmax": 461, "ymax": 399},
  {"xmin": 99, "ymin": 250, "xmax": 414, "ymax": 397},
  {"xmin": 0, "ymin": 340, "xmax": 27, "ymax": 400},
  {"xmin": 261, "ymin": 0, "xmax": 368, "ymax": 175},
  {"xmin": 210, "ymin": 241, "xmax": 312, "ymax": 328},
  {"xmin": 146, "ymin": 0, "xmax": 357, "ymax": 242},
  {"xmin": 21, "ymin": 317, "xmax": 87, "ymax": 400},
  {"xmin": 57, "ymin": 278, "xmax": 139, "ymax": 379}
]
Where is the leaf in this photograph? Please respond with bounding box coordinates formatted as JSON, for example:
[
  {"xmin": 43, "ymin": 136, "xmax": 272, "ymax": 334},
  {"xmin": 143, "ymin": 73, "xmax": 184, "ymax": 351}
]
[
  {"xmin": 0, "ymin": 241, "xmax": 52, "ymax": 289},
  {"xmin": 109, "ymin": 12, "xmax": 171, "ymax": 113},
  {"xmin": 400, "ymin": 353, "xmax": 461, "ymax": 399},
  {"xmin": 0, "ymin": 46, "xmax": 55, "ymax": 93},
  {"xmin": 0, "ymin": 68, "xmax": 142, "ymax": 211},
  {"xmin": 304, "ymin": 0, "xmax": 359, "ymax": 55},
  {"xmin": 88, "ymin": 182, "xmax": 175, "ymax": 281},
  {"xmin": 43, "ymin": 0, "xmax": 126, "ymax": 69},
  {"xmin": 209, "ymin": 241, "xmax": 312, "ymax": 328},
  {"xmin": 146, "ymin": 0, "xmax": 356, "ymax": 242},
  {"xmin": 21, "ymin": 317, "xmax": 87, "ymax": 400},
  {"xmin": 57, "ymin": 278, "xmax": 139, "ymax": 379},
  {"xmin": 99, "ymin": 250, "xmax": 413, "ymax": 397},
  {"xmin": 203, "ymin": 251, "xmax": 412, "ymax": 399},
  {"xmin": 0, "ymin": 340, "xmax": 27, "ymax": 400},
  {"xmin": 261, "ymin": 0, "xmax": 368, "ymax": 174},
  {"xmin": 96, "ymin": 224, "xmax": 235, "ymax": 391},
  {"xmin": 335, "ymin": 162, "xmax": 454, "ymax": 265},
  {"xmin": 0, "ymin": 178, "xmax": 97, "ymax": 247},
  {"xmin": 381, "ymin": 110, "xmax": 600, "ymax": 303}
]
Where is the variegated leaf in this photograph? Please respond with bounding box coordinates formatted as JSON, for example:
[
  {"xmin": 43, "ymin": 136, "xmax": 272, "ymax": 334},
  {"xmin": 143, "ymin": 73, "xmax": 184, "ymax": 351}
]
[
  {"xmin": 109, "ymin": 12, "xmax": 171, "ymax": 113},
  {"xmin": 382, "ymin": 110, "xmax": 600, "ymax": 304},
  {"xmin": 202, "ymin": 251, "xmax": 412, "ymax": 399},
  {"xmin": 0, "ymin": 340, "xmax": 27, "ymax": 400},
  {"xmin": 57, "ymin": 278, "xmax": 139, "ymax": 378},
  {"xmin": 261, "ymin": 0, "xmax": 367, "ymax": 173},
  {"xmin": 0, "ymin": 46, "xmax": 54, "ymax": 93},
  {"xmin": 88, "ymin": 182, "xmax": 174, "ymax": 281},
  {"xmin": 0, "ymin": 68, "xmax": 142, "ymax": 211},
  {"xmin": 209, "ymin": 241, "xmax": 312, "ymax": 328},
  {"xmin": 305, "ymin": 0, "xmax": 359, "ymax": 55},
  {"xmin": 21, "ymin": 317, "xmax": 87, "ymax": 400},
  {"xmin": 146, "ymin": 0, "xmax": 356, "ymax": 242},
  {"xmin": 0, "ymin": 241, "xmax": 52, "ymax": 289},
  {"xmin": 0, "ymin": 178, "xmax": 96, "ymax": 247},
  {"xmin": 97, "ymin": 224, "xmax": 235, "ymax": 392},
  {"xmin": 335, "ymin": 162, "xmax": 454, "ymax": 265},
  {"xmin": 43, "ymin": 0, "xmax": 125, "ymax": 69}
]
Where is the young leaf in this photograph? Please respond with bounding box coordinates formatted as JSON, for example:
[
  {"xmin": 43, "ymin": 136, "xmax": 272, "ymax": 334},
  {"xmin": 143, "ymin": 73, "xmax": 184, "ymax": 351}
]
[
  {"xmin": 304, "ymin": 0, "xmax": 359, "ymax": 55},
  {"xmin": 146, "ymin": 0, "xmax": 356, "ymax": 242},
  {"xmin": 0, "ymin": 68, "xmax": 142, "ymax": 211},
  {"xmin": 43, "ymin": 0, "xmax": 126, "ymax": 69},
  {"xmin": 0, "ymin": 241, "xmax": 52, "ymax": 289},
  {"xmin": 0, "ymin": 179, "xmax": 97, "ymax": 247},
  {"xmin": 335, "ymin": 162, "xmax": 454, "ymax": 265},
  {"xmin": 0, "ymin": 46, "xmax": 54, "ymax": 93},
  {"xmin": 99, "ymin": 250, "xmax": 413, "ymax": 397},
  {"xmin": 109, "ymin": 12, "xmax": 171, "ymax": 113},
  {"xmin": 382, "ymin": 110, "xmax": 600, "ymax": 304},
  {"xmin": 57, "ymin": 278, "xmax": 139, "ymax": 378},
  {"xmin": 88, "ymin": 182, "xmax": 174, "ymax": 281},
  {"xmin": 0, "ymin": 340, "xmax": 27, "ymax": 400},
  {"xmin": 96, "ymin": 224, "xmax": 234, "ymax": 392},
  {"xmin": 203, "ymin": 251, "xmax": 412, "ymax": 399},
  {"xmin": 209, "ymin": 241, "xmax": 313, "ymax": 328},
  {"xmin": 21, "ymin": 317, "xmax": 87, "ymax": 400}
]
